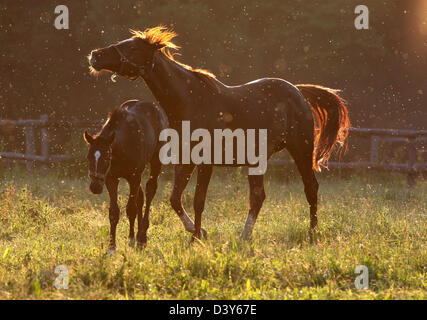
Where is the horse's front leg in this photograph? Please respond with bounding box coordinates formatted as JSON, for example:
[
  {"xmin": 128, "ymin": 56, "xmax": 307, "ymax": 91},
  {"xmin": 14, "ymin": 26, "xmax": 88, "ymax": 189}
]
[
  {"xmin": 126, "ymin": 173, "xmax": 142, "ymax": 248},
  {"xmin": 192, "ymin": 165, "xmax": 213, "ymax": 242},
  {"xmin": 106, "ymin": 175, "xmax": 120, "ymax": 253},
  {"xmin": 170, "ymin": 164, "xmax": 196, "ymax": 232}
]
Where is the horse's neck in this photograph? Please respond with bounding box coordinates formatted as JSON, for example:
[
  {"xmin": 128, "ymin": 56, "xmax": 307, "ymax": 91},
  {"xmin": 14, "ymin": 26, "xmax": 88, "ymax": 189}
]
[{"xmin": 142, "ymin": 53, "xmax": 222, "ymax": 122}]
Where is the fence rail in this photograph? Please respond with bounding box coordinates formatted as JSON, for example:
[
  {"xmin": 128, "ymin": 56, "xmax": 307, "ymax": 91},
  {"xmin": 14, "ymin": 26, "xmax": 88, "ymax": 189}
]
[
  {"xmin": 1, "ymin": 115, "xmax": 426, "ymax": 185},
  {"xmin": 270, "ymin": 127, "xmax": 427, "ymax": 185},
  {"xmin": 0, "ymin": 115, "xmax": 105, "ymax": 171}
]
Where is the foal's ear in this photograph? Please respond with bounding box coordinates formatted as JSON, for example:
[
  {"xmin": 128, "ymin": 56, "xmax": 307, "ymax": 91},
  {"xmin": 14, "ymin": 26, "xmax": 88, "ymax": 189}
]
[{"xmin": 83, "ymin": 131, "xmax": 94, "ymax": 145}]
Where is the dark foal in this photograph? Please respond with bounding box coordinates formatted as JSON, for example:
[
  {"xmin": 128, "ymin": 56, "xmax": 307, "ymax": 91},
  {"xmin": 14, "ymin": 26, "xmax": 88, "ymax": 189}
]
[{"xmin": 84, "ymin": 100, "xmax": 168, "ymax": 252}]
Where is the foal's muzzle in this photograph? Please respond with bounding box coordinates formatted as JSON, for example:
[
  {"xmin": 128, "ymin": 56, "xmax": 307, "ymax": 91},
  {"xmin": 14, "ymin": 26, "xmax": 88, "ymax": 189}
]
[
  {"xmin": 90, "ymin": 181, "xmax": 103, "ymax": 194},
  {"xmin": 89, "ymin": 171, "xmax": 106, "ymax": 194}
]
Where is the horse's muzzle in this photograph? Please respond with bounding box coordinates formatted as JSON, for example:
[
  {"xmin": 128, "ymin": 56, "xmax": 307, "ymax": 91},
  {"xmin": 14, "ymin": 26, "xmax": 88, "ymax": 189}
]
[
  {"xmin": 89, "ymin": 51, "xmax": 102, "ymax": 70},
  {"xmin": 89, "ymin": 55, "xmax": 96, "ymax": 66},
  {"xmin": 89, "ymin": 56, "xmax": 101, "ymax": 70}
]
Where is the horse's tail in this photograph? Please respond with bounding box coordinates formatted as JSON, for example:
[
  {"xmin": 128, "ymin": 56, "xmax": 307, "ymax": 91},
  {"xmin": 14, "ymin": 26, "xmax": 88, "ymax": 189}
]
[{"xmin": 296, "ymin": 84, "xmax": 351, "ymax": 172}]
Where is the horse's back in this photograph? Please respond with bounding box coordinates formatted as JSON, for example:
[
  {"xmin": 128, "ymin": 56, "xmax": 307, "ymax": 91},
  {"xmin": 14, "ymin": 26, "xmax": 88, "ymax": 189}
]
[
  {"xmin": 228, "ymin": 77, "xmax": 306, "ymax": 108},
  {"xmin": 218, "ymin": 78, "xmax": 308, "ymax": 130},
  {"xmin": 219, "ymin": 77, "xmax": 312, "ymax": 154}
]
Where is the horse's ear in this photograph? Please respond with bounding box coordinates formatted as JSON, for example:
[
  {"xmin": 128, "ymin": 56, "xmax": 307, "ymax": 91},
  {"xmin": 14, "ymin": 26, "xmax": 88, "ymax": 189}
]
[
  {"xmin": 83, "ymin": 131, "xmax": 94, "ymax": 144},
  {"xmin": 107, "ymin": 131, "xmax": 115, "ymax": 145}
]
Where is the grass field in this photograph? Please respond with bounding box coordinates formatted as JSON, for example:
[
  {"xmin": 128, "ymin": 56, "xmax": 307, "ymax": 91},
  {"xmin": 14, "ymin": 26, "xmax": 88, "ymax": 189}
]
[{"xmin": 0, "ymin": 165, "xmax": 425, "ymax": 299}]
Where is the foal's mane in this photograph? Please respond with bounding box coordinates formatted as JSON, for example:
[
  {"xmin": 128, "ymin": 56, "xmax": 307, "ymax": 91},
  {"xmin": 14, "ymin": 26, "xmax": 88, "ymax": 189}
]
[
  {"xmin": 130, "ymin": 26, "xmax": 217, "ymax": 80},
  {"xmin": 97, "ymin": 105, "xmax": 125, "ymax": 138},
  {"xmin": 107, "ymin": 106, "xmax": 124, "ymax": 124}
]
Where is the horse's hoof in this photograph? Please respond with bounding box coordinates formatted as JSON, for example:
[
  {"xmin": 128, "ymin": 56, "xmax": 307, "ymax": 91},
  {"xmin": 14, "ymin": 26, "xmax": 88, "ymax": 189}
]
[
  {"xmin": 128, "ymin": 238, "xmax": 136, "ymax": 248},
  {"xmin": 240, "ymin": 231, "xmax": 252, "ymax": 241},
  {"xmin": 190, "ymin": 232, "xmax": 204, "ymax": 245},
  {"xmin": 201, "ymin": 228, "xmax": 208, "ymax": 239}
]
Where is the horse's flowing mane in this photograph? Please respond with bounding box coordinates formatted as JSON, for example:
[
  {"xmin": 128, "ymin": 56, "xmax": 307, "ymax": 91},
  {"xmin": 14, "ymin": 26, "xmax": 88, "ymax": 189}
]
[{"xmin": 130, "ymin": 26, "xmax": 216, "ymax": 79}]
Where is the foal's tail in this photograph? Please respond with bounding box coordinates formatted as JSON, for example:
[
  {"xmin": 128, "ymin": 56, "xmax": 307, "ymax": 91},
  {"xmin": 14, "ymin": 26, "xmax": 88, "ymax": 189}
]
[{"xmin": 296, "ymin": 84, "xmax": 351, "ymax": 172}]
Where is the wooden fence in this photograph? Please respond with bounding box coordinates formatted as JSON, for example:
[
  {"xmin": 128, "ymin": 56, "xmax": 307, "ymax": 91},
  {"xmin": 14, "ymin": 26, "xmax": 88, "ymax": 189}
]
[
  {"xmin": 0, "ymin": 115, "xmax": 103, "ymax": 171},
  {"xmin": 0, "ymin": 115, "xmax": 426, "ymax": 185},
  {"xmin": 271, "ymin": 128, "xmax": 427, "ymax": 186}
]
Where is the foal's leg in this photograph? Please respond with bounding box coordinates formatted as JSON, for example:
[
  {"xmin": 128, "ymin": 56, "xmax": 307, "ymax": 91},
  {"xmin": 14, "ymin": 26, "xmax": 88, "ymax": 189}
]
[
  {"xmin": 170, "ymin": 164, "xmax": 198, "ymax": 232},
  {"xmin": 241, "ymin": 174, "xmax": 266, "ymax": 240},
  {"xmin": 135, "ymin": 185, "xmax": 144, "ymax": 248},
  {"xmin": 192, "ymin": 165, "xmax": 213, "ymax": 241},
  {"xmin": 105, "ymin": 175, "xmax": 120, "ymax": 253},
  {"xmin": 137, "ymin": 158, "xmax": 161, "ymax": 247},
  {"xmin": 126, "ymin": 173, "xmax": 142, "ymax": 247}
]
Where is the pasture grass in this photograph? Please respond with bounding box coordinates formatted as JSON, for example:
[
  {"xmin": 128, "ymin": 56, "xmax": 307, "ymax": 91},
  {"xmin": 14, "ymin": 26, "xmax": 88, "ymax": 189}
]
[{"xmin": 0, "ymin": 164, "xmax": 425, "ymax": 299}]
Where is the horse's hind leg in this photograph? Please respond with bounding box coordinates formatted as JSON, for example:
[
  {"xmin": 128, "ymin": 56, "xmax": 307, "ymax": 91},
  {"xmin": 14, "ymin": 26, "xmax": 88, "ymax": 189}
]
[
  {"xmin": 106, "ymin": 175, "xmax": 120, "ymax": 253},
  {"xmin": 241, "ymin": 174, "xmax": 266, "ymax": 240},
  {"xmin": 126, "ymin": 174, "xmax": 142, "ymax": 247},
  {"xmin": 192, "ymin": 165, "xmax": 213, "ymax": 241},
  {"xmin": 287, "ymin": 145, "xmax": 319, "ymax": 240},
  {"xmin": 137, "ymin": 158, "xmax": 161, "ymax": 247}
]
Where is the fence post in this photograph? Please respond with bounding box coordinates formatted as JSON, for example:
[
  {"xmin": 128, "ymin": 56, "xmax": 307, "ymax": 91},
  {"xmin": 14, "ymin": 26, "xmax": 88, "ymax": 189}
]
[
  {"xmin": 25, "ymin": 126, "xmax": 36, "ymax": 171},
  {"xmin": 370, "ymin": 135, "xmax": 379, "ymax": 166},
  {"xmin": 407, "ymin": 138, "xmax": 417, "ymax": 186},
  {"xmin": 40, "ymin": 114, "xmax": 49, "ymax": 173}
]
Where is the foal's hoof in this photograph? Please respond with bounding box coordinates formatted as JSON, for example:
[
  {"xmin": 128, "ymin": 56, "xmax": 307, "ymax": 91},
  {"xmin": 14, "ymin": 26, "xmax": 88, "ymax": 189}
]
[
  {"xmin": 106, "ymin": 248, "xmax": 116, "ymax": 255},
  {"xmin": 136, "ymin": 241, "xmax": 147, "ymax": 251},
  {"xmin": 309, "ymin": 228, "xmax": 318, "ymax": 244},
  {"xmin": 201, "ymin": 228, "xmax": 208, "ymax": 239}
]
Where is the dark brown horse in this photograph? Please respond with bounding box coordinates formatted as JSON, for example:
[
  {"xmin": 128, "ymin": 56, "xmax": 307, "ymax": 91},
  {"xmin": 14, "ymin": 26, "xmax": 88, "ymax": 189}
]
[
  {"xmin": 88, "ymin": 26, "xmax": 350, "ymax": 242},
  {"xmin": 84, "ymin": 100, "xmax": 168, "ymax": 252}
]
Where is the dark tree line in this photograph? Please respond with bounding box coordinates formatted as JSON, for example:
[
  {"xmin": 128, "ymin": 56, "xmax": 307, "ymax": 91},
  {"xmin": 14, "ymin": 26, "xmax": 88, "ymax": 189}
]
[{"xmin": 1, "ymin": 0, "xmax": 426, "ymax": 130}]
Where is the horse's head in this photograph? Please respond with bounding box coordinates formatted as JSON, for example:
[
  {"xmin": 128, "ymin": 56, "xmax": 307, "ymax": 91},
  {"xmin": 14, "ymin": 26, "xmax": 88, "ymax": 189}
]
[
  {"xmin": 83, "ymin": 130, "xmax": 115, "ymax": 194},
  {"xmin": 88, "ymin": 32, "xmax": 165, "ymax": 79}
]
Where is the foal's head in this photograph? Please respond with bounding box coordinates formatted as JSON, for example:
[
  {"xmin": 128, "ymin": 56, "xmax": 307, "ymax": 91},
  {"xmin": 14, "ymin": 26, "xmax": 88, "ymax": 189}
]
[
  {"xmin": 88, "ymin": 27, "xmax": 170, "ymax": 78},
  {"xmin": 83, "ymin": 131, "xmax": 115, "ymax": 194}
]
